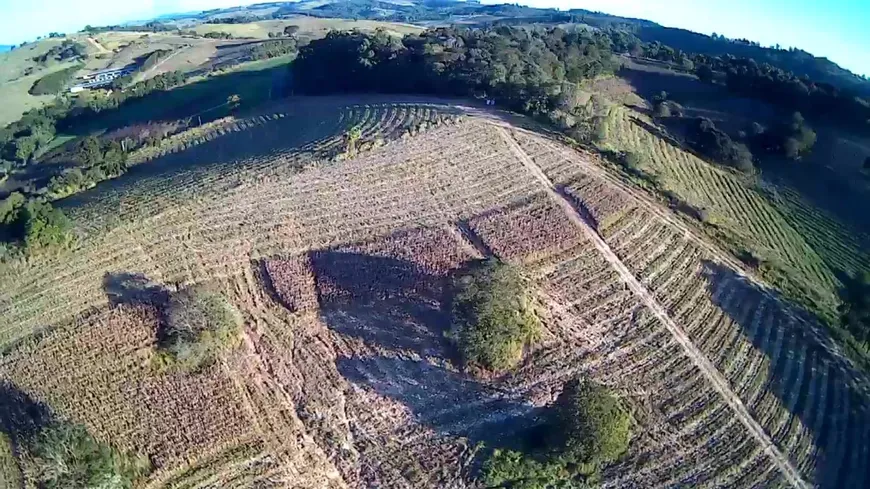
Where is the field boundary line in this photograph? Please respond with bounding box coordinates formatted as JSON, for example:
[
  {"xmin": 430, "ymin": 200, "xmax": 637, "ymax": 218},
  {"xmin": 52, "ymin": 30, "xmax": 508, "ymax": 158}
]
[{"xmin": 495, "ymin": 125, "xmax": 810, "ymax": 489}]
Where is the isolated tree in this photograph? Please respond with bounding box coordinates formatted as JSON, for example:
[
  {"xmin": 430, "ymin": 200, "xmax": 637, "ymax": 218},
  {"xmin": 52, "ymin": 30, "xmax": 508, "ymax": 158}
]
[
  {"xmin": 283, "ymin": 25, "xmax": 300, "ymax": 37},
  {"xmin": 344, "ymin": 125, "xmax": 362, "ymax": 156},
  {"xmin": 156, "ymin": 284, "xmax": 243, "ymax": 371},
  {"xmin": 449, "ymin": 258, "xmax": 541, "ymax": 371},
  {"xmin": 696, "ymin": 64, "xmax": 714, "ymax": 83},
  {"xmin": 550, "ymin": 378, "xmax": 632, "ymax": 466},
  {"xmin": 226, "ymin": 94, "xmax": 241, "ymax": 112}
]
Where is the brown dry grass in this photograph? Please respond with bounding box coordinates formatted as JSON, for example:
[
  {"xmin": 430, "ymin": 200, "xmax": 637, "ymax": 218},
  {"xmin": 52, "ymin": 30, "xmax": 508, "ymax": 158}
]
[{"xmin": 0, "ymin": 101, "xmax": 867, "ymax": 488}]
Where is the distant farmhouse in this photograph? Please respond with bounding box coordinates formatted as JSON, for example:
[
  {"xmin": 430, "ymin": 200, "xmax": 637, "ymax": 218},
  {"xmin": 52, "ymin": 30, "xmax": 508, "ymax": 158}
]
[{"xmin": 70, "ymin": 64, "xmax": 138, "ymax": 92}]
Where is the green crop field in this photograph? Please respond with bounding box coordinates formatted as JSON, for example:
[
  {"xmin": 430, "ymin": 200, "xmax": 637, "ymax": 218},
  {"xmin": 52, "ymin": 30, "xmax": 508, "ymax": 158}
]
[{"xmin": 598, "ymin": 105, "xmax": 846, "ymax": 322}]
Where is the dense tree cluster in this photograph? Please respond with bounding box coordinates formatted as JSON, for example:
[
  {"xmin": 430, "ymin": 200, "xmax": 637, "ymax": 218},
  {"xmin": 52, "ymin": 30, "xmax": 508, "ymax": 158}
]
[
  {"xmin": 32, "ymin": 40, "xmax": 87, "ymax": 64},
  {"xmin": 633, "ymin": 26, "xmax": 869, "ymax": 96},
  {"xmin": 748, "ymin": 112, "xmax": 817, "ymax": 160},
  {"xmin": 28, "ymin": 64, "xmax": 82, "ymax": 95},
  {"xmin": 626, "ymin": 38, "xmax": 870, "ymax": 135},
  {"xmin": 839, "ymin": 272, "xmax": 870, "ymax": 347},
  {"xmin": 686, "ymin": 118, "xmax": 754, "ymax": 172},
  {"xmin": 293, "ymin": 26, "xmax": 616, "ymax": 116},
  {"xmin": 1, "ymin": 71, "xmax": 185, "ymax": 166},
  {"xmin": 0, "ymin": 194, "xmax": 71, "ymax": 252},
  {"xmin": 202, "ymin": 31, "xmax": 235, "ymax": 40},
  {"xmin": 249, "ymin": 39, "xmax": 297, "ymax": 61}
]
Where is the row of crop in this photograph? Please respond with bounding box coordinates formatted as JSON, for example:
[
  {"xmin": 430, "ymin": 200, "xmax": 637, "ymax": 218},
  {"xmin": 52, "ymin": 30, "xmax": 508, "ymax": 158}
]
[
  {"xmin": 0, "ymin": 305, "xmax": 254, "ymax": 473},
  {"xmin": 613, "ymin": 208, "xmax": 867, "ymax": 487}
]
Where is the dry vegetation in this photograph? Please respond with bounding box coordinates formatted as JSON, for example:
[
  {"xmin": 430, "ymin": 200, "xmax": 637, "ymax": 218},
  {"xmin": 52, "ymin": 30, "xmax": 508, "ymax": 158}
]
[{"xmin": 0, "ymin": 97, "xmax": 868, "ymax": 488}]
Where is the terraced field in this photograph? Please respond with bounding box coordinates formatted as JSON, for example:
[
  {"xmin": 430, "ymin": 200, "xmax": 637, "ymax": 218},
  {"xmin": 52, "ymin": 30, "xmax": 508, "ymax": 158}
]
[
  {"xmin": 599, "ymin": 107, "xmax": 843, "ymax": 319},
  {"xmin": 0, "ymin": 97, "xmax": 867, "ymax": 488}
]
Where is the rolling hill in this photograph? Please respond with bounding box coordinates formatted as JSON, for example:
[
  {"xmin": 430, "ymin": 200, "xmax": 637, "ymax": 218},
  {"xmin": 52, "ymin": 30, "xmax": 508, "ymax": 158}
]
[{"xmin": 0, "ymin": 96, "xmax": 868, "ymax": 488}]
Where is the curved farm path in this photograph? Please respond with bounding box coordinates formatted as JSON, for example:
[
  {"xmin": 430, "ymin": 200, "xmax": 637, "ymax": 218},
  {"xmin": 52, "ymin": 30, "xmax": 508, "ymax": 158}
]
[{"xmin": 496, "ymin": 126, "xmax": 811, "ymax": 489}]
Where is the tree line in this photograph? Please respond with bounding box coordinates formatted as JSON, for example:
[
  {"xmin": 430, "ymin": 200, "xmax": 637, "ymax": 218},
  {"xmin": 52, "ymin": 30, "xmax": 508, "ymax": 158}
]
[
  {"xmin": 293, "ymin": 26, "xmax": 616, "ymax": 118},
  {"xmin": 628, "ymin": 36, "xmax": 870, "ymax": 136}
]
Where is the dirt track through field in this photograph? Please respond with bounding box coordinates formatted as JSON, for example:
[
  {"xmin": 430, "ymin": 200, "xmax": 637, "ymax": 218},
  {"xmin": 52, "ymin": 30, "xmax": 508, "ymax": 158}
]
[{"xmin": 496, "ymin": 126, "xmax": 811, "ymax": 489}]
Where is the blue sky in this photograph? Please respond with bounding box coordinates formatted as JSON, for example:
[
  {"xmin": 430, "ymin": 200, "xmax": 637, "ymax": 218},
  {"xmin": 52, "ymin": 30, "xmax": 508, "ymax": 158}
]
[{"xmin": 1, "ymin": 0, "xmax": 868, "ymax": 75}]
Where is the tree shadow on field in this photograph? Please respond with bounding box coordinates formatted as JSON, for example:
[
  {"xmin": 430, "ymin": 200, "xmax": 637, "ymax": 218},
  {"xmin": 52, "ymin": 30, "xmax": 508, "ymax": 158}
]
[
  {"xmin": 0, "ymin": 382, "xmax": 52, "ymax": 454},
  {"xmin": 311, "ymin": 250, "xmax": 453, "ymax": 358},
  {"xmin": 102, "ymin": 272, "xmax": 171, "ymax": 308},
  {"xmin": 337, "ymin": 356, "xmax": 542, "ymax": 445},
  {"xmin": 309, "ymin": 250, "xmax": 542, "ymax": 445},
  {"xmin": 701, "ymin": 260, "xmax": 870, "ymax": 489}
]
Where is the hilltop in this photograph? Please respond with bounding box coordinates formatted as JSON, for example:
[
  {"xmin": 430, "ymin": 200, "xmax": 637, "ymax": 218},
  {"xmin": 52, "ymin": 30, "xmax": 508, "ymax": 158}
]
[
  {"xmin": 0, "ymin": 4, "xmax": 868, "ymax": 489},
  {"xmin": 0, "ymin": 96, "xmax": 868, "ymax": 488}
]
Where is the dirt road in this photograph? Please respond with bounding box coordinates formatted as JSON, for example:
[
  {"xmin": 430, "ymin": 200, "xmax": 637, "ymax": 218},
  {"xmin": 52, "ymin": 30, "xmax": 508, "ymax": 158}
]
[{"xmin": 496, "ymin": 126, "xmax": 811, "ymax": 489}]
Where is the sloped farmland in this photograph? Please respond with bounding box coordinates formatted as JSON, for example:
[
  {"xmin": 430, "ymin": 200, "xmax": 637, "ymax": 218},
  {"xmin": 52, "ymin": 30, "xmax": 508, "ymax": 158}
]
[{"xmin": 0, "ymin": 100, "xmax": 867, "ymax": 488}]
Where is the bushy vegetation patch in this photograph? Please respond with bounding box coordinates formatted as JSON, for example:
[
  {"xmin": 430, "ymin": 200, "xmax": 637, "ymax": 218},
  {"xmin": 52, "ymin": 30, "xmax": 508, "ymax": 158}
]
[
  {"xmin": 0, "ymin": 196, "xmax": 72, "ymax": 253},
  {"xmin": 548, "ymin": 379, "xmax": 632, "ymax": 466},
  {"xmin": 749, "ymin": 112, "xmax": 817, "ymax": 160},
  {"xmin": 448, "ymin": 258, "xmax": 541, "ymax": 372},
  {"xmin": 29, "ymin": 64, "xmax": 82, "ymax": 95},
  {"xmin": 32, "ymin": 40, "xmax": 87, "ymax": 64},
  {"xmin": 686, "ymin": 118, "xmax": 754, "ymax": 172},
  {"xmin": 154, "ymin": 284, "xmax": 243, "ymax": 371},
  {"xmin": 839, "ymin": 271, "xmax": 870, "ymax": 347},
  {"xmin": 249, "ymin": 39, "xmax": 297, "ymax": 61},
  {"xmin": 481, "ymin": 379, "xmax": 632, "ymax": 488},
  {"xmin": 25, "ymin": 422, "xmax": 150, "ymax": 489},
  {"xmin": 21, "ymin": 201, "xmax": 72, "ymax": 249}
]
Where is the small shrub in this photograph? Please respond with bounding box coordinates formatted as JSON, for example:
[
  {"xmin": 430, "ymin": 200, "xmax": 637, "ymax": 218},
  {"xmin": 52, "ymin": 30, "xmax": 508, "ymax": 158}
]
[
  {"xmin": 653, "ymin": 100, "xmax": 671, "ymax": 118},
  {"xmin": 155, "ymin": 284, "xmax": 243, "ymax": 371},
  {"xmin": 26, "ymin": 422, "xmax": 151, "ymax": 489},
  {"xmin": 449, "ymin": 258, "xmax": 541, "ymax": 371}
]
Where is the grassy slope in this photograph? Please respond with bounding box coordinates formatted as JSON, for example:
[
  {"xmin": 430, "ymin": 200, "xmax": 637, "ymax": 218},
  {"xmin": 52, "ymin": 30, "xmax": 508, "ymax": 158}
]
[
  {"xmin": 192, "ymin": 17, "xmax": 423, "ymax": 39},
  {"xmin": 0, "ymin": 18, "xmax": 423, "ymax": 127},
  {"xmin": 0, "ymin": 39, "xmax": 79, "ymax": 126},
  {"xmin": 589, "ymin": 68, "xmax": 870, "ymax": 370},
  {"xmin": 599, "ymin": 105, "xmax": 844, "ymax": 320}
]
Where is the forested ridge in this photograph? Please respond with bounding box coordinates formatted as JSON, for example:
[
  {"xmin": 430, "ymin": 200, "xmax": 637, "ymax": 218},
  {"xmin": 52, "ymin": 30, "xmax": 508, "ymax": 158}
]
[{"xmin": 294, "ymin": 26, "xmax": 615, "ymax": 116}]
